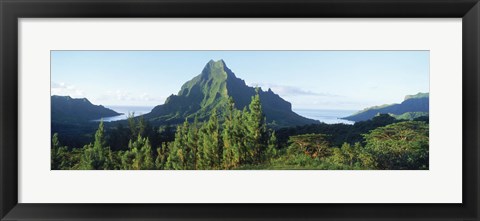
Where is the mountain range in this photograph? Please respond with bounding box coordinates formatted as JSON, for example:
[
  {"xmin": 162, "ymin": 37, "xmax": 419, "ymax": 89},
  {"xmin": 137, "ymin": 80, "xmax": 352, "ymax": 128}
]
[
  {"xmin": 51, "ymin": 95, "xmax": 121, "ymax": 123},
  {"xmin": 342, "ymin": 92, "xmax": 429, "ymax": 122},
  {"xmin": 51, "ymin": 60, "xmax": 318, "ymax": 128},
  {"xmin": 142, "ymin": 59, "xmax": 318, "ymax": 127},
  {"xmin": 52, "ymin": 60, "xmax": 427, "ymax": 127}
]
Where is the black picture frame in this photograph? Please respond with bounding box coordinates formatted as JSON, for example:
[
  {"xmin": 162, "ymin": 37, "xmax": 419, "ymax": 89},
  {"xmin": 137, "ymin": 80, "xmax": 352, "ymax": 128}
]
[{"xmin": 1, "ymin": 0, "xmax": 479, "ymax": 220}]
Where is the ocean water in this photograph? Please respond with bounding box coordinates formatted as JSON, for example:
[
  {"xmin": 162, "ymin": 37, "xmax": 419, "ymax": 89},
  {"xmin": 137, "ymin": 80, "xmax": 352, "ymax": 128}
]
[
  {"xmin": 93, "ymin": 106, "xmax": 154, "ymax": 122},
  {"xmin": 293, "ymin": 109, "xmax": 357, "ymax": 125},
  {"xmin": 94, "ymin": 106, "xmax": 356, "ymax": 125}
]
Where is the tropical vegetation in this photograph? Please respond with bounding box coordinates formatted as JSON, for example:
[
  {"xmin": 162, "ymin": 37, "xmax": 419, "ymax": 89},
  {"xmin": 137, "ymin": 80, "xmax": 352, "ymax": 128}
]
[
  {"xmin": 51, "ymin": 91, "xmax": 429, "ymax": 170},
  {"xmin": 51, "ymin": 59, "xmax": 429, "ymax": 170}
]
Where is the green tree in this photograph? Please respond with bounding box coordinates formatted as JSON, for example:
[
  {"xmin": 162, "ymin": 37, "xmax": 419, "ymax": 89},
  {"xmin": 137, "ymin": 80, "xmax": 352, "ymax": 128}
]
[
  {"xmin": 79, "ymin": 121, "xmax": 113, "ymax": 170},
  {"xmin": 165, "ymin": 142, "xmax": 183, "ymax": 170},
  {"xmin": 331, "ymin": 143, "xmax": 354, "ymax": 167},
  {"xmin": 193, "ymin": 109, "xmax": 222, "ymax": 170},
  {"xmin": 196, "ymin": 125, "xmax": 208, "ymax": 170},
  {"xmin": 155, "ymin": 142, "xmax": 170, "ymax": 169},
  {"xmin": 238, "ymin": 107, "xmax": 250, "ymax": 164},
  {"xmin": 141, "ymin": 138, "xmax": 155, "ymax": 170},
  {"xmin": 356, "ymin": 143, "xmax": 376, "ymax": 169},
  {"xmin": 79, "ymin": 144, "xmax": 95, "ymax": 170},
  {"xmin": 364, "ymin": 121, "xmax": 429, "ymax": 169},
  {"xmin": 186, "ymin": 116, "xmax": 200, "ymax": 169},
  {"xmin": 120, "ymin": 135, "xmax": 155, "ymax": 170},
  {"xmin": 120, "ymin": 140, "xmax": 136, "ymax": 170},
  {"xmin": 128, "ymin": 112, "xmax": 137, "ymax": 139},
  {"xmin": 130, "ymin": 135, "xmax": 154, "ymax": 170},
  {"xmin": 330, "ymin": 142, "xmax": 375, "ymax": 169},
  {"xmin": 245, "ymin": 89, "xmax": 268, "ymax": 164},
  {"xmin": 51, "ymin": 133, "xmax": 69, "ymax": 170},
  {"xmin": 202, "ymin": 109, "xmax": 222, "ymax": 169},
  {"xmin": 266, "ymin": 130, "xmax": 278, "ymax": 161},
  {"xmin": 166, "ymin": 121, "xmax": 190, "ymax": 170},
  {"xmin": 137, "ymin": 116, "xmax": 146, "ymax": 138},
  {"xmin": 288, "ymin": 134, "xmax": 331, "ymax": 159},
  {"xmin": 222, "ymin": 97, "xmax": 240, "ymax": 169}
]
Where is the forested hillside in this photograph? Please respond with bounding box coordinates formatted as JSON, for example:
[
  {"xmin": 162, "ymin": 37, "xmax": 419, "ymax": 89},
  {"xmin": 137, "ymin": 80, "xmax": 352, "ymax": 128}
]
[
  {"xmin": 51, "ymin": 59, "xmax": 429, "ymax": 170},
  {"xmin": 52, "ymin": 95, "xmax": 120, "ymax": 123},
  {"xmin": 52, "ymin": 91, "xmax": 429, "ymax": 170},
  {"xmin": 143, "ymin": 60, "xmax": 318, "ymax": 127},
  {"xmin": 343, "ymin": 92, "xmax": 429, "ymax": 122}
]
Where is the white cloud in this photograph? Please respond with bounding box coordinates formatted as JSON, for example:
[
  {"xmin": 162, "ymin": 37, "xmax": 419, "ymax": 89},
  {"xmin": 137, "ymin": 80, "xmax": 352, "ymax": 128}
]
[
  {"xmin": 98, "ymin": 90, "xmax": 165, "ymax": 105},
  {"xmin": 51, "ymin": 82, "xmax": 84, "ymax": 97},
  {"xmin": 249, "ymin": 82, "xmax": 339, "ymax": 97}
]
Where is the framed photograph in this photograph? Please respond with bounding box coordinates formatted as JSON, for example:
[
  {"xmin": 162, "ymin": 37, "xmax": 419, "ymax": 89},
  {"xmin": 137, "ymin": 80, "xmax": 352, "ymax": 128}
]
[{"xmin": 1, "ymin": 0, "xmax": 479, "ymax": 220}]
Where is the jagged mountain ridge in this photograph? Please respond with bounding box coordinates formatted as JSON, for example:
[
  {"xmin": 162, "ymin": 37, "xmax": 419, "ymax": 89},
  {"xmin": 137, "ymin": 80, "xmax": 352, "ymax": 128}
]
[{"xmin": 143, "ymin": 59, "xmax": 318, "ymax": 127}]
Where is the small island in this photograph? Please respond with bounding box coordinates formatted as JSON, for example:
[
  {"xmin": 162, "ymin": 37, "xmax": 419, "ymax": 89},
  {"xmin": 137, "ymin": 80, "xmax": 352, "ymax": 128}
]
[{"xmin": 51, "ymin": 52, "xmax": 430, "ymax": 170}]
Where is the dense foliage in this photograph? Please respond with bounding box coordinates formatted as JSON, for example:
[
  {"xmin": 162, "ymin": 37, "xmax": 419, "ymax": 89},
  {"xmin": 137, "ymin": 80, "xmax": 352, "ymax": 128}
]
[
  {"xmin": 262, "ymin": 121, "xmax": 428, "ymax": 170},
  {"xmin": 52, "ymin": 92, "xmax": 429, "ymax": 170},
  {"xmin": 53, "ymin": 92, "xmax": 276, "ymax": 170}
]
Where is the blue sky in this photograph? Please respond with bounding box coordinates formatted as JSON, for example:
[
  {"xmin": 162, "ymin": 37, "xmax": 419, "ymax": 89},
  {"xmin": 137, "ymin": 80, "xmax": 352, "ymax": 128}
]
[{"xmin": 51, "ymin": 51, "xmax": 429, "ymax": 110}]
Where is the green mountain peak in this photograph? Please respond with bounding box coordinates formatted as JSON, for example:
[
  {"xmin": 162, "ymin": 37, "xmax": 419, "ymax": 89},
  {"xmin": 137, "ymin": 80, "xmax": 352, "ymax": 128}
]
[
  {"xmin": 174, "ymin": 59, "xmax": 232, "ymax": 110},
  {"xmin": 207, "ymin": 59, "xmax": 226, "ymax": 67},
  {"xmin": 200, "ymin": 59, "xmax": 234, "ymax": 80},
  {"xmin": 144, "ymin": 59, "xmax": 318, "ymax": 127}
]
